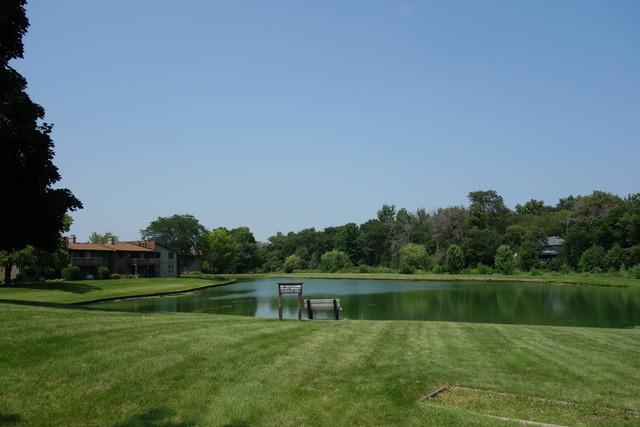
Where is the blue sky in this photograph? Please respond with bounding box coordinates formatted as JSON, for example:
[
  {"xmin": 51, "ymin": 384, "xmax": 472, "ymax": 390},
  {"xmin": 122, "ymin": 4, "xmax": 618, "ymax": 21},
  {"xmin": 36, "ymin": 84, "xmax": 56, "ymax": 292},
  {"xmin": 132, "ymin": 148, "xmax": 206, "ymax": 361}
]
[{"xmin": 15, "ymin": 1, "xmax": 640, "ymax": 241}]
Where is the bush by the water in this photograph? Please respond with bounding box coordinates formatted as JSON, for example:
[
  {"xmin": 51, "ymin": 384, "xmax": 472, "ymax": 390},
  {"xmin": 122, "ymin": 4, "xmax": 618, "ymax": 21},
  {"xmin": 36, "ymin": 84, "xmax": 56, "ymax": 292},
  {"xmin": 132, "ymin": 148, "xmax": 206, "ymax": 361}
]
[
  {"xmin": 201, "ymin": 260, "xmax": 211, "ymax": 274},
  {"xmin": 494, "ymin": 245, "xmax": 516, "ymax": 275},
  {"xmin": 578, "ymin": 245, "xmax": 606, "ymax": 272},
  {"xmin": 604, "ymin": 244, "xmax": 627, "ymax": 270},
  {"xmin": 319, "ymin": 250, "xmax": 352, "ymax": 272},
  {"xmin": 445, "ymin": 245, "xmax": 465, "ymax": 273},
  {"xmin": 475, "ymin": 263, "xmax": 493, "ymax": 275},
  {"xmin": 97, "ymin": 266, "xmax": 111, "ymax": 279},
  {"xmin": 397, "ymin": 243, "xmax": 431, "ymax": 274},
  {"xmin": 283, "ymin": 255, "xmax": 303, "ymax": 273},
  {"xmin": 61, "ymin": 266, "xmax": 82, "ymax": 280}
]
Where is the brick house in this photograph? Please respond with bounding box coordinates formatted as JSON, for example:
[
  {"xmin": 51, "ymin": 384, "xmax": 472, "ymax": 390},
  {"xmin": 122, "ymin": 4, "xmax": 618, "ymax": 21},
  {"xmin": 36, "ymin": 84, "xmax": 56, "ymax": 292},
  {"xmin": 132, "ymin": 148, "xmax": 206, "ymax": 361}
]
[{"xmin": 65, "ymin": 236, "xmax": 177, "ymax": 278}]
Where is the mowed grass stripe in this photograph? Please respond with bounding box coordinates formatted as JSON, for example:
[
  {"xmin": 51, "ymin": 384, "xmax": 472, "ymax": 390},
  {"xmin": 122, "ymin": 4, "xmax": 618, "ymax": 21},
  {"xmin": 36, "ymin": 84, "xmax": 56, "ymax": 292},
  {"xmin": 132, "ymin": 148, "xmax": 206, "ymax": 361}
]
[{"xmin": 1, "ymin": 303, "xmax": 639, "ymax": 426}]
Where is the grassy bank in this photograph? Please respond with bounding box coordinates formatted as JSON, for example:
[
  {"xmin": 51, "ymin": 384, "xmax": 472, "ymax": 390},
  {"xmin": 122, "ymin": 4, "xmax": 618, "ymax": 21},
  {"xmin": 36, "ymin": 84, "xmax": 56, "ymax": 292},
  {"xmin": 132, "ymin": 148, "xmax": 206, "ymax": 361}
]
[
  {"xmin": 0, "ymin": 303, "xmax": 638, "ymax": 426},
  {"xmin": 218, "ymin": 271, "xmax": 640, "ymax": 288},
  {"xmin": 0, "ymin": 277, "xmax": 233, "ymax": 304}
]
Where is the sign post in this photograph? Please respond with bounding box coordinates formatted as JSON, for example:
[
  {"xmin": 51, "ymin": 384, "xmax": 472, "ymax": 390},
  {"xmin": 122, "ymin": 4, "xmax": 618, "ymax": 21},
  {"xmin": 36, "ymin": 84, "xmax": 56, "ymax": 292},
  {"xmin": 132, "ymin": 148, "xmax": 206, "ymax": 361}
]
[{"xmin": 277, "ymin": 282, "xmax": 303, "ymax": 320}]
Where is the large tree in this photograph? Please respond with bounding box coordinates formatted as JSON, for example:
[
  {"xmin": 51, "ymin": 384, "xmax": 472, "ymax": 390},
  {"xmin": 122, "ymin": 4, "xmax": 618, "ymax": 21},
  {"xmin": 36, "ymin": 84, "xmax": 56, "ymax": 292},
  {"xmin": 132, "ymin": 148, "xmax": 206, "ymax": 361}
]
[
  {"xmin": 89, "ymin": 231, "xmax": 119, "ymax": 244},
  {"xmin": 140, "ymin": 214, "xmax": 206, "ymax": 274},
  {"xmin": 1, "ymin": 1, "xmax": 82, "ymax": 283}
]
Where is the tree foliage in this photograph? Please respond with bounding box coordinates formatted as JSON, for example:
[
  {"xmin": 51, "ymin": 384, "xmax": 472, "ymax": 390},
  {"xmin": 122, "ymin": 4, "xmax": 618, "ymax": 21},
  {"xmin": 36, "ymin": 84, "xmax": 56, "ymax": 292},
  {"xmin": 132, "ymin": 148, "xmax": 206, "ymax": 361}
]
[
  {"xmin": 141, "ymin": 214, "xmax": 206, "ymax": 273},
  {"xmin": 89, "ymin": 231, "xmax": 119, "ymax": 244},
  {"xmin": 319, "ymin": 250, "xmax": 352, "ymax": 273},
  {"xmin": 445, "ymin": 245, "xmax": 465, "ymax": 273},
  {"xmin": 0, "ymin": 0, "xmax": 82, "ymax": 260},
  {"xmin": 397, "ymin": 243, "xmax": 430, "ymax": 274},
  {"xmin": 494, "ymin": 245, "xmax": 516, "ymax": 275}
]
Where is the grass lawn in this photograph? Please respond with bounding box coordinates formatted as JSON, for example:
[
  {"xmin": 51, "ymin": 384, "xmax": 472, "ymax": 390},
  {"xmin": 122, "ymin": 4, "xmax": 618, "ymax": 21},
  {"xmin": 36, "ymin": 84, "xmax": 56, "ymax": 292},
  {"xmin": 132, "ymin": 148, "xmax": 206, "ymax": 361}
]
[
  {"xmin": 1, "ymin": 303, "xmax": 639, "ymax": 426},
  {"xmin": 0, "ymin": 277, "xmax": 232, "ymax": 304},
  {"xmin": 221, "ymin": 271, "xmax": 640, "ymax": 288}
]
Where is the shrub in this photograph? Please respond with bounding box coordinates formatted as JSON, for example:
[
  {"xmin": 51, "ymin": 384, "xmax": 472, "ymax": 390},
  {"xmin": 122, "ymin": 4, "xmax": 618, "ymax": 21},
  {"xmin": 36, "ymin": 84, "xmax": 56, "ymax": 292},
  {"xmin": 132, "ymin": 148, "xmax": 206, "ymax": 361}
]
[
  {"xmin": 476, "ymin": 262, "xmax": 493, "ymax": 275},
  {"xmin": 61, "ymin": 266, "xmax": 82, "ymax": 280},
  {"xmin": 201, "ymin": 260, "xmax": 211, "ymax": 274},
  {"xmin": 494, "ymin": 245, "xmax": 516, "ymax": 275},
  {"xmin": 629, "ymin": 264, "xmax": 640, "ymax": 279},
  {"xmin": 397, "ymin": 243, "xmax": 431, "ymax": 274},
  {"xmin": 604, "ymin": 244, "xmax": 627, "ymax": 270},
  {"xmin": 367, "ymin": 265, "xmax": 393, "ymax": 274},
  {"xmin": 445, "ymin": 245, "xmax": 465, "ymax": 273},
  {"xmin": 560, "ymin": 263, "xmax": 572, "ymax": 274},
  {"xmin": 97, "ymin": 266, "xmax": 110, "ymax": 279},
  {"xmin": 578, "ymin": 245, "xmax": 606, "ymax": 272},
  {"xmin": 517, "ymin": 242, "xmax": 540, "ymax": 272},
  {"xmin": 319, "ymin": 250, "xmax": 353, "ymax": 273},
  {"xmin": 110, "ymin": 273, "xmax": 120, "ymax": 280},
  {"xmin": 431, "ymin": 263, "xmax": 446, "ymax": 274},
  {"xmin": 546, "ymin": 258, "xmax": 562, "ymax": 272},
  {"xmin": 627, "ymin": 245, "xmax": 640, "ymax": 266},
  {"xmin": 357, "ymin": 264, "xmax": 369, "ymax": 273},
  {"xmin": 283, "ymin": 255, "xmax": 303, "ymax": 273}
]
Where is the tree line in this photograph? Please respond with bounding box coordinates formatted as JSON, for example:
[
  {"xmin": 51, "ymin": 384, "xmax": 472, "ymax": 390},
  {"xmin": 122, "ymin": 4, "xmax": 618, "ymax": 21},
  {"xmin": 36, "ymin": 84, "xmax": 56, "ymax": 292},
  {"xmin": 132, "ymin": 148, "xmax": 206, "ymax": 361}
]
[{"xmin": 141, "ymin": 190, "xmax": 640, "ymax": 276}]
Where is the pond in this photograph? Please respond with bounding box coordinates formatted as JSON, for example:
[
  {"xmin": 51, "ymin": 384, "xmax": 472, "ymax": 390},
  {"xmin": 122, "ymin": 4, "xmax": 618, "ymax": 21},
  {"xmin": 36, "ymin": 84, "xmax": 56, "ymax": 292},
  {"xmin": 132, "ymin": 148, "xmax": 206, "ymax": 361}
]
[{"xmin": 95, "ymin": 278, "xmax": 640, "ymax": 328}]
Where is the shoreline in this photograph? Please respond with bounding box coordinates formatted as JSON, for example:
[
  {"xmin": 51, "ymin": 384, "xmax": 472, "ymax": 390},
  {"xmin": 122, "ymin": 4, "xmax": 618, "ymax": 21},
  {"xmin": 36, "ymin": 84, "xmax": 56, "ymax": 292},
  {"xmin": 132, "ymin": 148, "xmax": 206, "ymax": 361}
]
[
  {"xmin": 73, "ymin": 279, "xmax": 236, "ymax": 305},
  {"xmin": 213, "ymin": 272, "xmax": 640, "ymax": 289}
]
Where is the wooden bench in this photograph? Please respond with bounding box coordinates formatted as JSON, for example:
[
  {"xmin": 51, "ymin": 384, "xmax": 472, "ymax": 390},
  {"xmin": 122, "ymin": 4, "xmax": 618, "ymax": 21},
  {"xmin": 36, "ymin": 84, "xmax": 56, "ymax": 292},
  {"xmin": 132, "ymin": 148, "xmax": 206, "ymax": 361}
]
[{"xmin": 304, "ymin": 299, "xmax": 342, "ymax": 320}]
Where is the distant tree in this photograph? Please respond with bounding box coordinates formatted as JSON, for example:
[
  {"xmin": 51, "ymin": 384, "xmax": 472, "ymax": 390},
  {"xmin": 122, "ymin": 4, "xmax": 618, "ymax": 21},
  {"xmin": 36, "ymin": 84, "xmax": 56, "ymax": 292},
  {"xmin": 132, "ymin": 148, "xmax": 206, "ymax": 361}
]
[
  {"xmin": 515, "ymin": 199, "xmax": 551, "ymax": 216},
  {"xmin": 463, "ymin": 227, "xmax": 501, "ymax": 266},
  {"xmin": 229, "ymin": 227, "xmax": 258, "ymax": 273},
  {"xmin": 578, "ymin": 245, "xmax": 606, "ymax": 273},
  {"xmin": 431, "ymin": 206, "xmax": 469, "ymax": 254},
  {"xmin": 202, "ymin": 228, "xmax": 239, "ymax": 274},
  {"xmin": 283, "ymin": 255, "xmax": 303, "ymax": 273},
  {"xmin": 494, "ymin": 245, "xmax": 516, "ymax": 275},
  {"xmin": 504, "ymin": 225, "xmax": 526, "ymax": 248},
  {"xmin": 141, "ymin": 214, "xmax": 207, "ymax": 274},
  {"xmin": 604, "ymin": 244, "xmax": 627, "ymax": 271},
  {"xmin": 397, "ymin": 243, "xmax": 430, "ymax": 274},
  {"xmin": 359, "ymin": 219, "xmax": 392, "ymax": 266},
  {"xmin": 319, "ymin": 250, "xmax": 353, "ymax": 273},
  {"xmin": 377, "ymin": 204, "xmax": 397, "ymax": 224},
  {"xmin": 468, "ymin": 190, "xmax": 510, "ymax": 232},
  {"xmin": 445, "ymin": 245, "xmax": 465, "ymax": 273},
  {"xmin": 1, "ymin": 0, "xmax": 82, "ymax": 283},
  {"xmin": 89, "ymin": 231, "xmax": 119, "ymax": 244},
  {"xmin": 517, "ymin": 241, "xmax": 540, "ymax": 272},
  {"xmin": 335, "ymin": 223, "xmax": 361, "ymax": 263}
]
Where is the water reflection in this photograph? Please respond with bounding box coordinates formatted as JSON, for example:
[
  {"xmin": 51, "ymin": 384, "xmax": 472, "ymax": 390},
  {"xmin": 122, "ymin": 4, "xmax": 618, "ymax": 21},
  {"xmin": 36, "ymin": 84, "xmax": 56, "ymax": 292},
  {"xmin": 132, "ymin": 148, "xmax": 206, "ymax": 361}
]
[{"xmin": 97, "ymin": 279, "xmax": 640, "ymax": 328}]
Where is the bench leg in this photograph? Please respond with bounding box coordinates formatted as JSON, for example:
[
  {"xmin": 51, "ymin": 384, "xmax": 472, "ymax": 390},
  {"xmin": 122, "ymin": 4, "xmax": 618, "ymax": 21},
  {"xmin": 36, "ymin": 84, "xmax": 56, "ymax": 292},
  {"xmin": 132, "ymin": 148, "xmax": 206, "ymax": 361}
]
[
  {"xmin": 307, "ymin": 300, "xmax": 313, "ymax": 320},
  {"xmin": 333, "ymin": 299, "xmax": 339, "ymax": 320}
]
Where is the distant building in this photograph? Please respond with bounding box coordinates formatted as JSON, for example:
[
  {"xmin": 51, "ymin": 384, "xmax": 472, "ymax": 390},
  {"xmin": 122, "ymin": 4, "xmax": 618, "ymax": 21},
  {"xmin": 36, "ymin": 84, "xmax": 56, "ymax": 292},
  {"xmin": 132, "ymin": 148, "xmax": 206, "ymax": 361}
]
[
  {"xmin": 540, "ymin": 236, "xmax": 564, "ymax": 261},
  {"xmin": 65, "ymin": 236, "xmax": 177, "ymax": 278}
]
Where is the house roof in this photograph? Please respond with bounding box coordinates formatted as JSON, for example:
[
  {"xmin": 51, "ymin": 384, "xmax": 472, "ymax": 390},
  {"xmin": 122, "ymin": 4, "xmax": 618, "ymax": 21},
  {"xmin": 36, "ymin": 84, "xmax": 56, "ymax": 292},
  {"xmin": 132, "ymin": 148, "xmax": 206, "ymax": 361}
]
[
  {"xmin": 67, "ymin": 241, "xmax": 156, "ymax": 252},
  {"xmin": 545, "ymin": 236, "xmax": 564, "ymax": 246}
]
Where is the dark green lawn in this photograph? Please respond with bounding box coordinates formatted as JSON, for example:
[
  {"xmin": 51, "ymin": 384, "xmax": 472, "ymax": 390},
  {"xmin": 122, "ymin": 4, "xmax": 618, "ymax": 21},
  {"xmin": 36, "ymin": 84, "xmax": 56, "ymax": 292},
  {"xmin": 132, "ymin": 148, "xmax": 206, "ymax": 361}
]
[
  {"xmin": 1, "ymin": 303, "xmax": 638, "ymax": 426},
  {"xmin": 0, "ymin": 277, "xmax": 231, "ymax": 304}
]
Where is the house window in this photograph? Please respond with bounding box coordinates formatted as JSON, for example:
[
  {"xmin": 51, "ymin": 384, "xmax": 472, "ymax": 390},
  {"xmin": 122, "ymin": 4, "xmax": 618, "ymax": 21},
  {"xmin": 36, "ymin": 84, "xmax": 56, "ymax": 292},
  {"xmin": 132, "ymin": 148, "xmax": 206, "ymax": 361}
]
[
  {"xmin": 155, "ymin": 252, "xmax": 161, "ymax": 258},
  {"xmin": 168, "ymin": 252, "xmax": 174, "ymax": 259},
  {"xmin": 118, "ymin": 253, "xmax": 124, "ymax": 258},
  {"xmin": 168, "ymin": 265, "xmax": 174, "ymax": 273}
]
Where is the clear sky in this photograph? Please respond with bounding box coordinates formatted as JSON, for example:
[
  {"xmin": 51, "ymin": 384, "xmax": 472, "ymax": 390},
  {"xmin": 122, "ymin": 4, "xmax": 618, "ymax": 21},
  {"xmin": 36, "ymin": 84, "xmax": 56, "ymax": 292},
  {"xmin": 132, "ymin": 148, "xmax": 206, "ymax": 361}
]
[{"xmin": 15, "ymin": 1, "xmax": 640, "ymax": 241}]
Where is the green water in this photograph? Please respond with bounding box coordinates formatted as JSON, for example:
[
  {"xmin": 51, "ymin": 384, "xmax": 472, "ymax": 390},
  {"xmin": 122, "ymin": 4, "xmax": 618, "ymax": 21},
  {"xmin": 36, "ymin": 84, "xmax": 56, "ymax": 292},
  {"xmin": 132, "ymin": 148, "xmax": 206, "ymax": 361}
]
[{"xmin": 97, "ymin": 278, "xmax": 640, "ymax": 328}]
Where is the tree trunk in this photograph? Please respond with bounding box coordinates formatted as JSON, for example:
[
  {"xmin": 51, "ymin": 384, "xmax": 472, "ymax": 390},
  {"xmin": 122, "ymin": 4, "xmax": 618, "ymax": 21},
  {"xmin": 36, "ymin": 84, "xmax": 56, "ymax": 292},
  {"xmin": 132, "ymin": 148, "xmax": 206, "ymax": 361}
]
[{"xmin": 3, "ymin": 262, "xmax": 12, "ymax": 285}]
